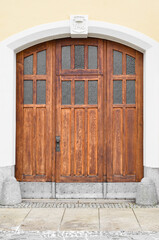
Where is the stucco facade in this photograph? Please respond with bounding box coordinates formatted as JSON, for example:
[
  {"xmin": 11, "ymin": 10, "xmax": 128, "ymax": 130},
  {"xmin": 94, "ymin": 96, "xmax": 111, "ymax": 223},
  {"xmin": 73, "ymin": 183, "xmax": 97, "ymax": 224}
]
[{"xmin": 0, "ymin": 0, "xmax": 159, "ymax": 199}]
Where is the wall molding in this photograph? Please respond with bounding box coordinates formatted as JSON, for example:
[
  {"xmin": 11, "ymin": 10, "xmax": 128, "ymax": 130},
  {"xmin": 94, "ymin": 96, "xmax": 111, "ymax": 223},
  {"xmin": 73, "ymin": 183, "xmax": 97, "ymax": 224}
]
[{"xmin": 0, "ymin": 19, "xmax": 159, "ymax": 168}]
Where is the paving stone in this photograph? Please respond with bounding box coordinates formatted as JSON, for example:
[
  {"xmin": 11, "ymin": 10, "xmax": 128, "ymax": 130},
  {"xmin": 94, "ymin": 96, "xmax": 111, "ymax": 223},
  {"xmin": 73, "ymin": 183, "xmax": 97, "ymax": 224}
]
[
  {"xmin": 134, "ymin": 208, "xmax": 159, "ymax": 231},
  {"xmin": 60, "ymin": 208, "xmax": 99, "ymax": 231},
  {"xmin": 100, "ymin": 208, "xmax": 141, "ymax": 231},
  {"xmin": 20, "ymin": 208, "xmax": 65, "ymax": 231},
  {"xmin": 0, "ymin": 209, "xmax": 30, "ymax": 231}
]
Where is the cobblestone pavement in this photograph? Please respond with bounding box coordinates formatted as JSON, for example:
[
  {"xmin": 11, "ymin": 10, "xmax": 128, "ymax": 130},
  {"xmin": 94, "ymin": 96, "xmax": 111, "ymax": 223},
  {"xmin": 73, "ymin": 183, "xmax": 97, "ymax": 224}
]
[
  {"xmin": 0, "ymin": 200, "xmax": 159, "ymax": 208},
  {"xmin": 0, "ymin": 231, "xmax": 159, "ymax": 240}
]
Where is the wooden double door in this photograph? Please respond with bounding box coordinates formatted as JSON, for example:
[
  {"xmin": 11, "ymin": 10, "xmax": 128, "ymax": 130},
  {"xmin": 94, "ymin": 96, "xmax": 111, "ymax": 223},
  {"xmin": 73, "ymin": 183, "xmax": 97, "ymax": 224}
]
[{"xmin": 16, "ymin": 38, "xmax": 143, "ymax": 183}]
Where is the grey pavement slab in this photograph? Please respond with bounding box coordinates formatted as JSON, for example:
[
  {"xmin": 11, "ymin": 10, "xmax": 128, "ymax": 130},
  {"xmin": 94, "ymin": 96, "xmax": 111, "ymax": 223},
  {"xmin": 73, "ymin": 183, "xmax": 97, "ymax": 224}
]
[
  {"xmin": 60, "ymin": 208, "xmax": 99, "ymax": 231},
  {"xmin": 20, "ymin": 208, "xmax": 65, "ymax": 231},
  {"xmin": 134, "ymin": 208, "xmax": 159, "ymax": 231},
  {"xmin": 100, "ymin": 208, "xmax": 141, "ymax": 231},
  {"xmin": 0, "ymin": 209, "xmax": 30, "ymax": 231}
]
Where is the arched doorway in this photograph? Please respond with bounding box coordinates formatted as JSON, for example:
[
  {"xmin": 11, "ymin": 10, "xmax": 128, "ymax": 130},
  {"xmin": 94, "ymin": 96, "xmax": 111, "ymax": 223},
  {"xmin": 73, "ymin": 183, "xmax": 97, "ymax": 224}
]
[{"xmin": 16, "ymin": 38, "xmax": 143, "ymax": 197}]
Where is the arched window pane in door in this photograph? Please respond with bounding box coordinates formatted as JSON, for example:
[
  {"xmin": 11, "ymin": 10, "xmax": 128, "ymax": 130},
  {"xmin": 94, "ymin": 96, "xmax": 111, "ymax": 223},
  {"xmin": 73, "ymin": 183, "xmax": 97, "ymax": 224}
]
[
  {"xmin": 126, "ymin": 55, "xmax": 135, "ymax": 75},
  {"xmin": 24, "ymin": 55, "xmax": 33, "ymax": 75}
]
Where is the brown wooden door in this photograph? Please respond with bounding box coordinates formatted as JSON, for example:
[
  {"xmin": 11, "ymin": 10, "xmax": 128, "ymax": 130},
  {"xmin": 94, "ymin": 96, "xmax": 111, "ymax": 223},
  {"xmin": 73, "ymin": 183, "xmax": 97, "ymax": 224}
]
[
  {"xmin": 55, "ymin": 39, "xmax": 104, "ymax": 182},
  {"xmin": 16, "ymin": 42, "xmax": 54, "ymax": 181},
  {"xmin": 16, "ymin": 38, "xmax": 143, "ymax": 183},
  {"xmin": 106, "ymin": 41, "xmax": 143, "ymax": 182}
]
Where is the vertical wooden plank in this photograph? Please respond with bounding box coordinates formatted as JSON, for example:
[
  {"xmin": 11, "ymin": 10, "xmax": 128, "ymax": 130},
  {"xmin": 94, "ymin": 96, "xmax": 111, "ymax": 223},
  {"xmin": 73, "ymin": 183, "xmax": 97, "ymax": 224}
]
[
  {"xmin": 23, "ymin": 108, "xmax": 34, "ymax": 175},
  {"xmin": 98, "ymin": 39, "xmax": 104, "ymax": 74},
  {"xmin": 36, "ymin": 108, "xmax": 46, "ymax": 175},
  {"xmin": 84, "ymin": 108, "xmax": 88, "ymax": 176},
  {"xmin": 88, "ymin": 109, "xmax": 98, "ymax": 176},
  {"xmin": 16, "ymin": 52, "xmax": 23, "ymax": 181},
  {"xmin": 103, "ymin": 41, "xmax": 107, "ymax": 181},
  {"xmin": 112, "ymin": 108, "xmax": 123, "ymax": 175},
  {"xmin": 45, "ymin": 41, "xmax": 53, "ymax": 181},
  {"xmin": 106, "ymin": 41, "xmax": 113, "ymax": 181},
  {"xmin": 71, "ymin": 108, "xmax": 75, "ymax": 177},
  {"xmin": 85, "ymin": 44, "xmax": 88, "ymax": 70},
  {"xmin": 61, "ymin": 109, "xmax": 71, "ymax": 176},
  {"xmin": 51, "ymin": 41, "xmax": 56, "ymax": 181},
  {"xmin": 125, "ymin": 108, "xmax": 136, "ymax": 175},
  {"xmin": 97, "ymin": 76, "xmax": 104, "ymax": 180},
  {"xmin": 136, "ymin": 51, "xmax": 143, "ymax": 181},
  {"xmin": 71, "ymin": 78, "xmax": 75, "ymax": 176},
  {"xmin": 74, "ymin": 109, "xmax": 85, "ymax": 176},
  {"xmin": 55, "ymin": 76, "xmax": 61, "ymax": 181}
]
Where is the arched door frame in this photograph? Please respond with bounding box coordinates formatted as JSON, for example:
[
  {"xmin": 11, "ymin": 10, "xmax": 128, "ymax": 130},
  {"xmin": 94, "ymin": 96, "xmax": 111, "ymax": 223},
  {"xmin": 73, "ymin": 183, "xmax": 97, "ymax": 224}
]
[{"xmin": 0, "ymin": 19, "xmax": 159, "ymax": 171}]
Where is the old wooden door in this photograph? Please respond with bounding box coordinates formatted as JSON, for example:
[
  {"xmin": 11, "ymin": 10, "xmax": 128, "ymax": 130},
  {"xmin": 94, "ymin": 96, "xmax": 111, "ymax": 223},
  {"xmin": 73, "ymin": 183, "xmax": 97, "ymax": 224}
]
[
  {"xmin": 16, "ymin": 42, "xmax": 53, "ymax": 181},
  {"xmin": 106, "ymin": 41, "xmax": 143, "ymax": 182},
  {"xmin": 16, "ymin": 38, "xmax": 143, "ymax": 183},
  {"xmin": 55, "ymin": 39, "xmax": 104, "ymax": 182}
]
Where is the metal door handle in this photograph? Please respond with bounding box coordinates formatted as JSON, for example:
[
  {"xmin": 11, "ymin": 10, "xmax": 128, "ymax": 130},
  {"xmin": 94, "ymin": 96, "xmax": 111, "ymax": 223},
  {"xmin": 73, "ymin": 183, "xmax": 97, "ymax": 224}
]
[{"xmin": 56, "ymin": 136, "xmax": 60, "ymax": 152}]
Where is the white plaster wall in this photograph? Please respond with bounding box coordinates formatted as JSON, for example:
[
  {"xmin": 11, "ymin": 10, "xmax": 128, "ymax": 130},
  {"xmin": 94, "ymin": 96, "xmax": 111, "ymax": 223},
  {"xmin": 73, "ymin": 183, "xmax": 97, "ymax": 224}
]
[{"xmin": 0, "ymin": 20, "xmax": 159, "ymax": 169}]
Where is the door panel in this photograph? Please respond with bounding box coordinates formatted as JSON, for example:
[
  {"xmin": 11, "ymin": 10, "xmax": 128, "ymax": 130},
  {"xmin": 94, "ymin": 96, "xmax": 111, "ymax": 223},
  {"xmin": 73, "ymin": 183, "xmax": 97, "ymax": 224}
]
[
  {"xmin": 16, "ymin": 42, "xmax": 54, "ymax": 181},
  {"xmin": 106, "ymin": 41, "xmax": 143, "ymax": 182},
  {"xmin": 56, "ymin": 75, "xmax": 104, "ymax": 182}
]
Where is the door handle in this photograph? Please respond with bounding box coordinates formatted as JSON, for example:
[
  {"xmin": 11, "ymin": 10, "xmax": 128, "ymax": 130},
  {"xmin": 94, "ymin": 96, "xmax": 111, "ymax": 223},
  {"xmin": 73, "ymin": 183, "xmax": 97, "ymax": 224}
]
[{"xmin": 56, "ymin": 136, "xmax": 60, "ymax": 152}]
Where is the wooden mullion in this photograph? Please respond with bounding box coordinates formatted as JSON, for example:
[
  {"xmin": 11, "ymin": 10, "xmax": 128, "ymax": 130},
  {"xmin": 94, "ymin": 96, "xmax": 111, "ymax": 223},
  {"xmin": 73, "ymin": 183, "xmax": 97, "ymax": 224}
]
[
  {"xmin": 33, "ymin": 79, "xmax": 36, "ymax": 105},
  {"xmin": 85, "ymin": 45, "xmax": 88, "ymax": 70},
  {"xmin": 85, "ymin": 80, "xmax": 88, "ymax": 105},
  {"xmin": 33, "ymin": 52, "xmax": 36, "ymax": 75},
  {"xmin": 71, "ymin": 45, "xmax": 75, "ymax": 70}
]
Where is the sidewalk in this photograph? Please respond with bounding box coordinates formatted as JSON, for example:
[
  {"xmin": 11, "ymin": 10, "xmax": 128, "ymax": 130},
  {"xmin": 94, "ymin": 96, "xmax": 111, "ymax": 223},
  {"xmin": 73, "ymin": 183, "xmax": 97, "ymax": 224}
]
[{"xmin": 0, "ymin": 199, "xmax": 159, "ymax": 239}]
